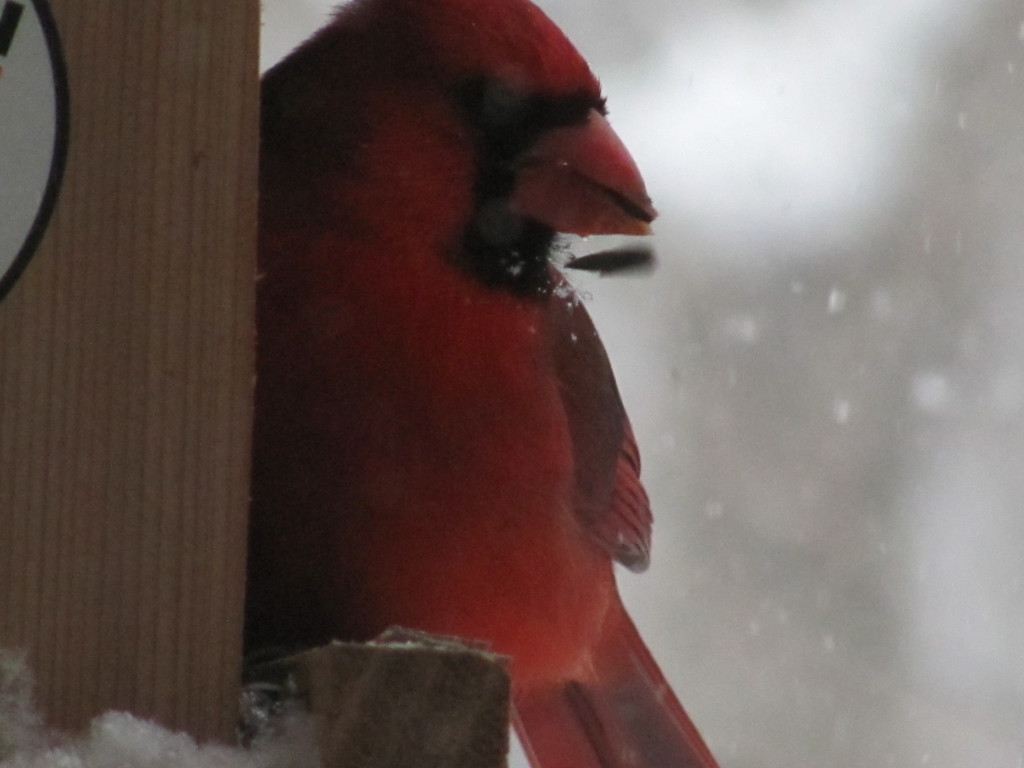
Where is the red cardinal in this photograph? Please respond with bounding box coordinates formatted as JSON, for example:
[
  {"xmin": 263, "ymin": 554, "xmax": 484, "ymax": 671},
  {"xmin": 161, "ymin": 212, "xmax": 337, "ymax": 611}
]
[{"xmin": 248, "ymin": 0, "xmax": 719, "ymax": 766}]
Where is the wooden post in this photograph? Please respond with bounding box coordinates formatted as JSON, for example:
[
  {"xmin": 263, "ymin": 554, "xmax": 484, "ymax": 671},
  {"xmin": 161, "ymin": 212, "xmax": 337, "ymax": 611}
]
[
  {"xmin": 246, "ymin": 633, "xmax": 512, "ymax": 768},
  {"xmin": 0, "ymin": 1, "xmax": 258, "ymax": 740}
]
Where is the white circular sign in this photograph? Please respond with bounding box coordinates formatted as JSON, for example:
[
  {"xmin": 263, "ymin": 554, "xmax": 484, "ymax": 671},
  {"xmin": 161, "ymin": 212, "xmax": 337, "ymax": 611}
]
[{"xmin": 0, "ymin": 0, "xmax": 67, "ymax": 301}]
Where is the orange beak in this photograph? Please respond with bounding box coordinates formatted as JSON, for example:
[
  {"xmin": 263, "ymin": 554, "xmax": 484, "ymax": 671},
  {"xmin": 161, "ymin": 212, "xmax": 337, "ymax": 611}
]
[{"xmin": 509, "ymin": 109, "xmax": 657, "ymax": 237}]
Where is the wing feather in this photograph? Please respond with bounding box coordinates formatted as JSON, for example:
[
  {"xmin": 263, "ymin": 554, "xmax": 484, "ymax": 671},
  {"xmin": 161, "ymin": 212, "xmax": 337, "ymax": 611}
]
[{"xmin": 547, "ymin": 275, "xmax": 652, "ymax": 571}]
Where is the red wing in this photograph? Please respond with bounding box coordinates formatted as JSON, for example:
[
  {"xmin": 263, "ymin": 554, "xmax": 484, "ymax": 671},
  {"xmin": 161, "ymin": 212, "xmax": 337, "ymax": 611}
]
[
  {"xmin": 548, "ymin": 274, "xmax": 652, "ymax": 572},
  {"xmin": 594, "ymin": 418, "xmax": 651, "ymax": 572}
]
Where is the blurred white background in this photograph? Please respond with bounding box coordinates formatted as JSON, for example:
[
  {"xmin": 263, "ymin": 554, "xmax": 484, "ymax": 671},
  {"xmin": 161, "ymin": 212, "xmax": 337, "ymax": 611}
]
[{"xmin": 260, "ymin": 1, "xmax": 1024, "ymax": 765}]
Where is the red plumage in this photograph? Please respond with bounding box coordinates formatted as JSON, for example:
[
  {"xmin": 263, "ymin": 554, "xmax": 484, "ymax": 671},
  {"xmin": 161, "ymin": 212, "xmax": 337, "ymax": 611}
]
[{"xmin": 248, "ymin": 0, "xmax": 719, "ymax": 766}]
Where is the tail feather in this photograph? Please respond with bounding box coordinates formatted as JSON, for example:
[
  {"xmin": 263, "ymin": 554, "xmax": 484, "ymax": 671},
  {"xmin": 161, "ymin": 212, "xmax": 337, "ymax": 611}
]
[{"xmin": 513, "ymin": 604, "xmax": 719, "ymax": 768}]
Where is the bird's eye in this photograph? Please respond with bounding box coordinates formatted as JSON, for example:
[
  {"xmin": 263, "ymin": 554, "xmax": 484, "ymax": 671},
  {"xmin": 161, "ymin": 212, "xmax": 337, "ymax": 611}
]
[
  {"xmin": 480, "ymin": 81, "xmax": 530, "ymax": 131},
  {"xmin": 457, "ymin": 78, "xmax": 528, "ymax": 134},
  {"xmin": 456, "ymin": 76, "xmax": 603, "ymax": 161}
]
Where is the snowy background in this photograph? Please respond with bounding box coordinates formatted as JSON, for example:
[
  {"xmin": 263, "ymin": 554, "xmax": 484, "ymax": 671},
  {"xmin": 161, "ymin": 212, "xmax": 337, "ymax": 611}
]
[{"xmin": 262, "ymin": 1, "xmax": 1024, "ymax": 766}]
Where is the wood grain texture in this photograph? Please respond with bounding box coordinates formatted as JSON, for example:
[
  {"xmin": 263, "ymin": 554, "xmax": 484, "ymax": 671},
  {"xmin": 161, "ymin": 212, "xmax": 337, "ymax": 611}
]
[
  {"xmin": 0, "ymin": 1, "xmax": 257, "ymax": 740},
  {"xmin": 248, "ymin": 635, "xmax": 511, "ymax": 768}
]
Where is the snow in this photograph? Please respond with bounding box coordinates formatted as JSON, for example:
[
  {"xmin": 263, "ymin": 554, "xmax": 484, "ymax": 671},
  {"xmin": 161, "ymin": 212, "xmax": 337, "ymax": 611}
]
[
  {"xmin": 826, "ymin": 287, "xmax": 846, "ymax": 315},
  {"xmin": 910, "ymin": 372, "xmax": 953, "ymax": 414},
  {"xmin": 0, "ymin": 651, "xmax": 43, "ymax": 759},
  {"xmin": 832, "ymin": 398, "xmax": 851, "ymax": 425},
  {"xmin": 721, "ymin": 314, "xmax": 760, "ymax": 345},
  {"xmin": 0, "ymin": 651, "xmax": 321, "ymax": 768}
]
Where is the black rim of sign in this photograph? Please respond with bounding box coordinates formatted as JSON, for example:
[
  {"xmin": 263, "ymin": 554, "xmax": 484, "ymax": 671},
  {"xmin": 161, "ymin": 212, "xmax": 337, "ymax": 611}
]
[{"xmin": 0, "ymin": 0, "xmax": 69, "ymax": 303}]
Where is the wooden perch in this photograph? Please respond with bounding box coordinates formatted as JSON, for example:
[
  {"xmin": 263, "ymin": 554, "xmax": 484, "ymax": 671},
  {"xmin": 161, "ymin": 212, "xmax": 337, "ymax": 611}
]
[{"xmin": 247, "ymin": 630, "xmax": 511, "ymax": 768}]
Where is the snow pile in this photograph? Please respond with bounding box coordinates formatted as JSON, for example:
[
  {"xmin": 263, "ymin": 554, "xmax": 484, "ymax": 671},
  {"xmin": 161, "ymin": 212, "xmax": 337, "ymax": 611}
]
[
  {"xmin": 0, "ymin": 650, "xmax": 321, "ymax": 768},
  {"xmin": 0, "ymin": 651, "xmax": 44, "ymax": 758}
]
